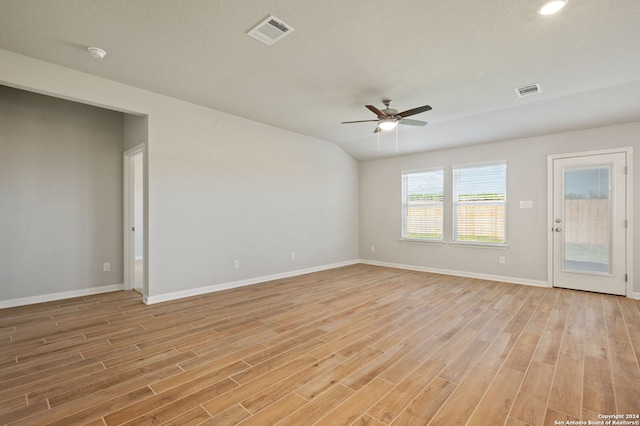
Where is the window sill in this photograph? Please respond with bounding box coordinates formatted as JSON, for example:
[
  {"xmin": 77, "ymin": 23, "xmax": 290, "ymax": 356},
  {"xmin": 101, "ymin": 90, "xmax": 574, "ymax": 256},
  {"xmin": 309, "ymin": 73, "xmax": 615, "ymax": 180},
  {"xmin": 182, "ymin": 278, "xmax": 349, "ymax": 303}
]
[
  {"xmin": 450, "ymin": 241, "xmax": 508, "ymax": 249},
  {"xmin": 399, "ymin": 238, "xmax": 445, "ymax": 246}
]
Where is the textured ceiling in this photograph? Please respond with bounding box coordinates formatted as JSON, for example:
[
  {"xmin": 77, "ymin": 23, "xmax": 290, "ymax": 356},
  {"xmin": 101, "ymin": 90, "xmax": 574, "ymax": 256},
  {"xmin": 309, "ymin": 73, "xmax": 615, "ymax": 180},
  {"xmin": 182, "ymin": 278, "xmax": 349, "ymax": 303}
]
[{"xmin": 1, "ymin": 0, "xmax": 640, "ymax": 161}]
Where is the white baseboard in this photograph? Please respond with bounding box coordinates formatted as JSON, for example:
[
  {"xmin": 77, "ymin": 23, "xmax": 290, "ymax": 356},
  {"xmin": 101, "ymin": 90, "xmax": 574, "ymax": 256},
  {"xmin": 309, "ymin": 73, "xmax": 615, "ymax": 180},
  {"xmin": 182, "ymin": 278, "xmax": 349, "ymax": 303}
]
[
  {"xmin": 144, "ymin": 260, "xmax": 360, "ymax": 305},
  {"xmin": 0, "ymin": 284, "xmax": 125, "ymax": 309},
  {"xmin": 359, "ymin": 259, "xmax": 551, "ymax": 288},
  {"xmin": 5, "ymin": 261, "xmax": 632, "ymax": 308}
]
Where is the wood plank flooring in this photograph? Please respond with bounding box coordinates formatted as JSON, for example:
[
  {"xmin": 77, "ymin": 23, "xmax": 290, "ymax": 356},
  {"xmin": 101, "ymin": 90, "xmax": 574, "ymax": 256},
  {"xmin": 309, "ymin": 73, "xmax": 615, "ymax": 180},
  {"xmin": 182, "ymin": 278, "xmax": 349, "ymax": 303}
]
[{"xmin": 1, "ymin": 264, "xmax": 639, "ymax": 425}]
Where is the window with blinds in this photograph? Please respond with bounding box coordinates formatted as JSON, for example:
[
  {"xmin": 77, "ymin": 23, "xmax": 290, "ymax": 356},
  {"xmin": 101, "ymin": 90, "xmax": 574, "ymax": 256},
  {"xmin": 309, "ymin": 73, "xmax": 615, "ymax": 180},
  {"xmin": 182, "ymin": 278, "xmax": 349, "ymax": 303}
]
[
  {"xmin": 401, "ymin": 169, "xmax": 444, "ymax": 241},
  {"xmin": 453, "ymin": 163, "xmax": 507, "ymax": 245}
]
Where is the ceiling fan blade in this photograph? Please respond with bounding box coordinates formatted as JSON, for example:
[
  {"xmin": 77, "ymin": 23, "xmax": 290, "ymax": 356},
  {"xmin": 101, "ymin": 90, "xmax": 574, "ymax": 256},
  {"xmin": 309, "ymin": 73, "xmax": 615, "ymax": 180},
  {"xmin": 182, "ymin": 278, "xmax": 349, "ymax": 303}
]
[
  {"xmin": 399, "ymin": 118, "xmax": 428, "ymax": 126},
  {"xmin": 341, "ymin": 119, "xmax": 380, "ymax": 124},
  {"xmin": 397, "ymin": 105, "xmax": 432, "ymax": 118},
  {"xmin": 366, "ymin": 105, "xmax": 388, "ymax": 117}
]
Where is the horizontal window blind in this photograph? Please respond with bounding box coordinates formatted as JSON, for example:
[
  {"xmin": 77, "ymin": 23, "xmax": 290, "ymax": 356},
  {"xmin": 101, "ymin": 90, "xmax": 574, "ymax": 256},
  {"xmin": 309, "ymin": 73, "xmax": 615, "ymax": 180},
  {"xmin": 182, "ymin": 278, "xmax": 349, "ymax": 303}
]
[
  {"xmin": 453, "ymin": 163, "xmax": 507, "ymax": 244},
  {"xmin": 402, "ymin": 169, "xmax": 444, "ymax": 240}
]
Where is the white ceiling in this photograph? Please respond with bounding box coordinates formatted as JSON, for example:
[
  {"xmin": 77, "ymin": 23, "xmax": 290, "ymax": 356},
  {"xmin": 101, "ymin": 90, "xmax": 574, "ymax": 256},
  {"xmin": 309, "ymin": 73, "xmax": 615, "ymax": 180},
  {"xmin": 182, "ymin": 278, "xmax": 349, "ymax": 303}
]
[{"xmin": 1, "ymin": 0, "xmax": 640, "ymax": 161}]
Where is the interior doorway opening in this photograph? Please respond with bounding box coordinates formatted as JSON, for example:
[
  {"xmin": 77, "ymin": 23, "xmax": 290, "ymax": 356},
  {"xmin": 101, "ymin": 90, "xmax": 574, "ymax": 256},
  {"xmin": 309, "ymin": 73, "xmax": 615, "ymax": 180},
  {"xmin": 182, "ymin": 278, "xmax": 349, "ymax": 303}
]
[{"xmin": 124, "ymin": 144, "xmax": 146, "ymax": 297}]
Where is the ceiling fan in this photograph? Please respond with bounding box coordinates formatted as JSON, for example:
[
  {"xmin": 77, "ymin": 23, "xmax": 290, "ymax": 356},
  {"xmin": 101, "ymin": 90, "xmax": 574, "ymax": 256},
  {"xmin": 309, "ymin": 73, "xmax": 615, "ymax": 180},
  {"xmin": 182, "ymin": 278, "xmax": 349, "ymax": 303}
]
[{"xmin": 341, "ymin": 99, "xmax": 432, "ymax": 133}]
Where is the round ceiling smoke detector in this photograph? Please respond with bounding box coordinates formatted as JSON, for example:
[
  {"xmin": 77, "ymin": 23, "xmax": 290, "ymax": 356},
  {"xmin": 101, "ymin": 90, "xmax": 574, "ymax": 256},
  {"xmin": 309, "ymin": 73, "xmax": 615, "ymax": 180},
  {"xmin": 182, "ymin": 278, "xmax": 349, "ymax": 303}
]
[{"xmin": 88, "ymin": 47, "xmax": 107, "ymax": 59}]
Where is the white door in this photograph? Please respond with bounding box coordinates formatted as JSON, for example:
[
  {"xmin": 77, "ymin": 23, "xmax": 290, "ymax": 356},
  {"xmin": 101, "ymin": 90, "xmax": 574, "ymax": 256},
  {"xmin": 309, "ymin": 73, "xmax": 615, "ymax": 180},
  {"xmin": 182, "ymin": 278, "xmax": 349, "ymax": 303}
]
[
  {"xmin": 124, "ymin": 145, "xmax": 145, "ymax": 295},
  {"xmin": 132, "ymin": 152, "xmax": 144, "ymax": 292},
  {"xmin": 552, "ymin": 152, "xmax": 627, "ymax": 295}
]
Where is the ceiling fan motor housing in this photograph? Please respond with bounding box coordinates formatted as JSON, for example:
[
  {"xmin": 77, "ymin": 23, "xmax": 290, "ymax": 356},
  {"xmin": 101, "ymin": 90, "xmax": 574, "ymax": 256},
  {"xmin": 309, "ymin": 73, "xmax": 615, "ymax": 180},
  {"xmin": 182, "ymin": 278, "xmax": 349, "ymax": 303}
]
[{"xmin": 381, "ymin": 99, "xmax": 398, "ymax": 116}]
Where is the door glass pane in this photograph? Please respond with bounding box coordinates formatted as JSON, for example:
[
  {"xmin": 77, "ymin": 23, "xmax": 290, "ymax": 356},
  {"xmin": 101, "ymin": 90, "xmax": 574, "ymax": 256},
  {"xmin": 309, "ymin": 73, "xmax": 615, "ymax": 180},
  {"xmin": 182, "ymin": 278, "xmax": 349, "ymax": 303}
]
[{"xmin": 563, "ymin": 166, "xmax": 611, "ymax": 273}]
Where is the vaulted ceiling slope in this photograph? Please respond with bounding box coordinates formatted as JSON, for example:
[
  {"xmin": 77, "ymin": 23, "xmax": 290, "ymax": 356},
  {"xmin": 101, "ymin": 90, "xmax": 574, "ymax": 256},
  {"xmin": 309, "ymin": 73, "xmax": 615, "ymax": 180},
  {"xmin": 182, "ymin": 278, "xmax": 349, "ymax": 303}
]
[{"xmin": 1, "ymin": 0, "xmax": 639, "ymax": 161}]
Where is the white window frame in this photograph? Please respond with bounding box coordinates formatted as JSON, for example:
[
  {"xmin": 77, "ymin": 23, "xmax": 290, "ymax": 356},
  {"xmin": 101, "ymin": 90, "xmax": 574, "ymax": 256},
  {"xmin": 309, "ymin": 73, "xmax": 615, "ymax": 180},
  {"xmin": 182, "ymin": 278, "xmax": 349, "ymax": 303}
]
[
  {"xmin": 401, "ymin": 168, "xmax": 444, "ymax": 243},
  {"xmin": 452, "ymin": 162, "xmax": 507, "ymax": 247}
]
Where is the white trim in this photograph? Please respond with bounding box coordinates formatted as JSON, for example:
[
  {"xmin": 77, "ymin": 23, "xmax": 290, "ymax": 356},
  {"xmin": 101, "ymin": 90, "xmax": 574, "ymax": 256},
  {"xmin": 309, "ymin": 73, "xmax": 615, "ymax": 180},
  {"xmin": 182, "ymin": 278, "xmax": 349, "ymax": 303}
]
[
  {"xmin": 547, "ymin": 147, "xmax": 634, "ymax": 297},
  {"xmin": 449, "ymin": 242, "xmax": 508, "ymax": 249},
  {"xmin": 0, "ymin": 284, "xmax": 125, "ymax": 309},
  {"xmin": 144, "ymin": 260, "xmax": 360, "ymax": 305},
  {"xmin": 360, "ymin": 259, "xmax": 550, "ymax": 288},
  {"xmin": 626, "ymin": 148, "xmax": 634, "ymax": 297},
  {"xmin": 401, "ymin": 166, "xmax": 444, "ymax": 175},
  {"xmin": 123, "ymin": 144, "xmax": 146, "ymax": 296},
  {"xmin": 399, "ymin": 239, "xmax": 445, "ymax": 245},
  {"xmin": 547, "ymin": 154, "xmax": 555, "ymax": 292},
  {"xmin": 451, "ymin": 159, "xmax": 509, "ymax": 169}
]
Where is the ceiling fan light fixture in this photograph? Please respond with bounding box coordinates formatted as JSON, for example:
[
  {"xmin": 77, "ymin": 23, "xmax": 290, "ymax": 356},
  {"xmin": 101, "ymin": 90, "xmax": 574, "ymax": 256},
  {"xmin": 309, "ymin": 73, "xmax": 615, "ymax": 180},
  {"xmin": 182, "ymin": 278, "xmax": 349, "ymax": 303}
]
[
  {"xmin": 378, "ymin": 118, "xmax": 398, "ymax": 131},
  {"xmin": 538, "ymin": 0, "xmax": 568, "ymax": 15}
]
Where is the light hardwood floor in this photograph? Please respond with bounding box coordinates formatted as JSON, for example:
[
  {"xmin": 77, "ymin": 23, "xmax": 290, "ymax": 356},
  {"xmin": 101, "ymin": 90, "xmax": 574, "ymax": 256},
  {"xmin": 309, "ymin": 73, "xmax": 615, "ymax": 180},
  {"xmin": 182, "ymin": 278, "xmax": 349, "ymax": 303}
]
[{"xmin": 1, "ymin": 264, "xmax": 639, "ymax": 425}]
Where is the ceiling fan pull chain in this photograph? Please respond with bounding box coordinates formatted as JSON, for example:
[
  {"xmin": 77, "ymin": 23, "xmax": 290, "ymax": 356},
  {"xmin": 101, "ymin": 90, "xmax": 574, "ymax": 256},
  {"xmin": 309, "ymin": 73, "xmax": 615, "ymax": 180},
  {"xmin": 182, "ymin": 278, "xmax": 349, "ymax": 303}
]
[
  {"xmin": 395, "ymin": 125, "xmax": 399, "ymax": 153},
  {"xmin": 377, "ymin": 130, "xmax": 381, "ymax": 152}
]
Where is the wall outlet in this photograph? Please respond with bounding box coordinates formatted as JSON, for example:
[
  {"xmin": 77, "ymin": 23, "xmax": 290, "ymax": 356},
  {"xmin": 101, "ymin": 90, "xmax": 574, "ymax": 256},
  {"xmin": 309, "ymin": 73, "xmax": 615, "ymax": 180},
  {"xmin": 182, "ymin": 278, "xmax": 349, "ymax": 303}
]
[
  {"xmin": 291, "ymin": 252, "xmax": 295, "ymax": 260},
  {"xmin": 233, "ymin": 259, "xmax": 240, "ymax": 269},
  {"xmin": 370, "ymin": 245, "xmax": 375, "ymax": 252},
  {"xmin": 103, "ymin": 262, "xmax": 111, "ymax": 272},
  {"xmin": 499, "ymin": 256, "xmax": 506, "ymax": 264}
]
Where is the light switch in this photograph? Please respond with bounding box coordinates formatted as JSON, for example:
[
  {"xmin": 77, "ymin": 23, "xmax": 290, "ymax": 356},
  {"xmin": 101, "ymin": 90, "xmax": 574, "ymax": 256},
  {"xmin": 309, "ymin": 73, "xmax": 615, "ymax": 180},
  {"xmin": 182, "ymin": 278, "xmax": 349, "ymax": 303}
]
[{"xmin": 519, "ymin": 200, "xmax": 533, "ymax": 209}]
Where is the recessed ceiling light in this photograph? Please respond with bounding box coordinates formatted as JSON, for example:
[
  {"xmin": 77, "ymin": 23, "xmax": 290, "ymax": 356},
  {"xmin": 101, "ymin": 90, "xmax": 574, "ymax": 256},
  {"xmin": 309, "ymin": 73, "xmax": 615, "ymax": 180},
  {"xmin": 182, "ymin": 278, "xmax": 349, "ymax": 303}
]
[
  {"xmin": 88, "ymin": 47, "xmax": 107, "ymax": 59},
  {"xmin": 538, "ymin": 0, "xmax": 568, "ymax": 15}
]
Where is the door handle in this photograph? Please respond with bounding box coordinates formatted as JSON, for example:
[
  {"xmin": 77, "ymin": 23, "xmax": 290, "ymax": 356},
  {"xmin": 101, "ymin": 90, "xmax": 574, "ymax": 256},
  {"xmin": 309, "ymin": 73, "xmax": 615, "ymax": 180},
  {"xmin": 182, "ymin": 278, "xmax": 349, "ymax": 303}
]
[{"xmin": 554, "ymin": 227, "xmax": 562, "ymax": 232}]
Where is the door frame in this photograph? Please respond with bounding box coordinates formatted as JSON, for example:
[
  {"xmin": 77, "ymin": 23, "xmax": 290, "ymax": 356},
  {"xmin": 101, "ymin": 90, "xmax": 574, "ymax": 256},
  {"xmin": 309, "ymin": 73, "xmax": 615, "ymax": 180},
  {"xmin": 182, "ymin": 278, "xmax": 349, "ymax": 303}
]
[
  {"xmin": 547, "ymin": 147, "xmax": 633, "ymax": 296},
  {"xmin": 123, "ymin": 143, "xmax": 147, "ymax": 296}
]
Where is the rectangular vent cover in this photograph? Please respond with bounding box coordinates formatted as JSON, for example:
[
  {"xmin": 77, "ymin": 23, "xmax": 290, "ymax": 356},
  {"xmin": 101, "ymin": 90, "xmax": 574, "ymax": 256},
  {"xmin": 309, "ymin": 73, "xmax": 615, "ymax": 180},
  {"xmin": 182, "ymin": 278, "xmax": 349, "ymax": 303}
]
[
  {"xmin": 248, "ymin": 15, "xmax": 294, "ymax": 45},
  {"xmin": 515, "ymin": 83, "xmax": 542, "ymax": 97}
]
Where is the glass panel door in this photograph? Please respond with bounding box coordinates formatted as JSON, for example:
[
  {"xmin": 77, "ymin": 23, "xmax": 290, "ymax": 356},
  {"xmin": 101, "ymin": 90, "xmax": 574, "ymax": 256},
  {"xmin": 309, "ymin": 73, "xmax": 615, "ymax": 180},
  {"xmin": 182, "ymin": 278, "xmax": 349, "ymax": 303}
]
[
  {"xmin": 563, "ymin": 165, "xmax": 611, "ymax": 274},
  {"xmin": 552, "ymin": 152, "xmax": 627, "ymax": 296}
]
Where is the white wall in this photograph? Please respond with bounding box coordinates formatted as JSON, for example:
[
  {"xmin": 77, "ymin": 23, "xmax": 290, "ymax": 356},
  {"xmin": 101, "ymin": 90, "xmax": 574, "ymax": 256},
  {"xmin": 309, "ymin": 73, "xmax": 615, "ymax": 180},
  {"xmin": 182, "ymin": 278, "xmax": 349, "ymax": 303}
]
[
  {"xmin": 0, "ymin": 85, "xmax": 124, "ymax": 301},
  {"xmin": 0, "ymin": 49, "xmax": 359, "ymax": 304},
  {"xmin": 360, "ymin": 121, "xmax": 640, "ymax": 295}
]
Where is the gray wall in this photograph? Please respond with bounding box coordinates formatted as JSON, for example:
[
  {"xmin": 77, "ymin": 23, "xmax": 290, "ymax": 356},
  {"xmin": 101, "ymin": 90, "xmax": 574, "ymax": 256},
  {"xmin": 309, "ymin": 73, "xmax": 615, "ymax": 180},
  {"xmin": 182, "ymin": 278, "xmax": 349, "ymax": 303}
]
[
  {"xmin": 123, "ymin": 114, "xmax": 147, "ymax": 151},
  {"xmin": 0, "ymin": 85, "xmax": 124, "ymax": 300},
  {"xmin": 145, "ymin": 107, "xmax": 360, "ymax": 298},
  {"xmin": 360, "ymin": 121, "xmax": 640, "ymax": 294},
  {"xmin": 0, "ymin": 50, "xmax": 360, "ymax": 304},
  {"xmin": 6, "ymin": 49, "xmax": 636, "ymax": 303}
]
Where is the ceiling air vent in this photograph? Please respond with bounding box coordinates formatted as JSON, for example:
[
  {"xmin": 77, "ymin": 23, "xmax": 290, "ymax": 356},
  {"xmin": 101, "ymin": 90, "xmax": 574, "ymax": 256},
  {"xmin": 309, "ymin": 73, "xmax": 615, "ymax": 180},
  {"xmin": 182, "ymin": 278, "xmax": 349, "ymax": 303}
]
[
  {"xmin": 515, "ymin": 83, "xmax": 542, "ymax": 98},
  {"xmin": 247, "ymin": 15, "xmax": 294, "ymax": 45}
]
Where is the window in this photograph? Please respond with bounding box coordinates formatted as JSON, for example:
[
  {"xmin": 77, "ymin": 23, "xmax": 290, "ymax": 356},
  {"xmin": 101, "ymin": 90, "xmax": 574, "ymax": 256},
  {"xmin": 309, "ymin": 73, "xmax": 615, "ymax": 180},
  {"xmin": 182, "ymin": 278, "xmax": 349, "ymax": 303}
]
[
  {"xmin": 453, "ymin": 163, "xmax": 507, "ymax": 245},
  {"xmin": 401, "ymin": 169, "xmax": 444, "ymax": 241}
]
